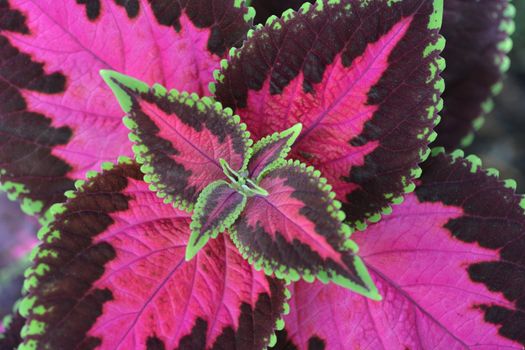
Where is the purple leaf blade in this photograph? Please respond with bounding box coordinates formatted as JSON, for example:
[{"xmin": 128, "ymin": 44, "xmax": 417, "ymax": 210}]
[
  {"xmin": 187, "ymin": 180, "xmax": 247, "ymax": 261},
  {"xmin": 0, "ymin": 0, "xmax": 253, "ymax": 214},
  {"xmin": 231, "ymin": 160, "xmax": 379, "ymax": 300},
  {"xmin": 436, "ymin": 0, "xmax": 515, "ymax": 149},
  {"xmin": 272, "ymin": 150, "xmax": 525, "ymax": 349},
  {"xmin": 19, "ymin": 160, "xmax": 286, "ymax": 350},
  {"xmin": 248, "ymin": 123, "xmax": 302, "ymax": 181},
  {"xmin": 101, "ymin": 70, "xmax": 252, "ymax": 211},
  {"xmin": 214, "ymin": 0, "xmax": 445, "ymax": 229}
]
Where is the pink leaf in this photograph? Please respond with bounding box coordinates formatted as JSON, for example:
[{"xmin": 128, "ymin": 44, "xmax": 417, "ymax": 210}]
[
  {"xmin": 214, "ymin": 0, "xmax": 445, "ymax": 227},
  {"xmin": 102, "ymin": 70, "xmax": 252, "ymax": 210},
  {"xmin": 20, "ymin": 161, "xmax": 286, "ymax": 350},
  {"xmin": 231, "ymin": 160, "xmax": 379, "ymax": 300},
  {"xmin": 0, "ymin": 0, "xmax": 253, "ymax": 213},
  {"xmin": 272, "ymin": 150, "xmax": 525, "ymax": 349}
]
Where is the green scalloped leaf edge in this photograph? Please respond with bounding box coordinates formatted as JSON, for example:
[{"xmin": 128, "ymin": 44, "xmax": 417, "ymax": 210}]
[
  {"xmin": 459, "ymin": 1, "xmax": 516, "ymax": 148},
  {"xmin": 211, "ymin": 0, "xmax": 445, "ymax": 233},
  {"xmin": 266, "ymin": 282, "xmax": 292, "ymax": 349},
  {"xmin": 0, "ymin": 298, "xmax": 23, "ymax": 343},
  {"xmin": 250, "ymin": 123, "xmax": 303, "ymax": 183},
  {"xmin": 17, "ymin": 157, "xmax": 136, "ymax": 350},
  {"xmin": 228, "ymin": 158, "xmax": 381, "ymax": 301},
  {"xmin": 430, "ymin": 147, "xmax": 525, "ymax": 216},
  {"xmin": 186, "ymin": 180, "xmax": 247, "ymax": 261},
  {"xmin": 100, "ymin": 70, "xmax": 253, "ymax": 213}
]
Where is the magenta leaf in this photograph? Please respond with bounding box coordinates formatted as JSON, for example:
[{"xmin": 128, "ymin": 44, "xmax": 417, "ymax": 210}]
[
  {"xmin": 187, "ymin": 180, "xmax": 247, "ymax": 261},
  {"xmin": 272, "ymin": 150, "xmax": 525, "ymax": 349},
  {"xmin": 248, "ymin": 123, "xmax": 302, "ymax": 181},
  {"xmin": 19, "ymin": 160, "xmax": 286, "ymax": 350},
  {"xmin": 102, "ymin": 70, "xmax": 253, "ymax": 210},
  {"xmin": 230, "ymin": 160, "xmax": 379, "ymax": 300},
  {"xmin": 0, "ymin": 0, "xmax": 253, "ymax": 214},
  {"xmin": 213, "ymin": 0, "xmax": 445, "ymax": 228},
  {"xmin": 436, "ymin": 0, "xmax": 515, "ymax": 149}
]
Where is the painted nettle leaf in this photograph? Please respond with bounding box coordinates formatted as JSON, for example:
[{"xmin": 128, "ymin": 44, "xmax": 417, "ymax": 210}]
[
  {"xmin": 100, "ymin": 70, "xmax": 253, "ymax": 211},
  {"xmin": 249, "ymin": 0, "xmax": 516, "ymax": 152},
  {"xmin": 273, "ymin": 150, "xmax": 525, "ymax": 349},
  {"xmin": 19, "ymin": 160, "xmax": 287, "ymax": 350},
  {"xmin": 102, "ymin": 70, "xmax": 378, "ymax": 298},
  {"xmin": 0, "ymin": 0, "xmax": 253, "ymax": 215},
  {"xmin": 1, "ymin": 0, "xmax": 525, "ymax": 349},
  {"xmin": 214, "ymin": 0, "xmax": 446, "ymax": 229},
  {"xmin": 437, "ymin": 0, "xmax": 515, "ymax": 150}
]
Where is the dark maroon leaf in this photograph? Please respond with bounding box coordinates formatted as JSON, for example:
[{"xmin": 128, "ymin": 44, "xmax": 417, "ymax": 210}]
[{"xmin": 436, "ymin": 0, "xmax": 515, "ymax": 149}]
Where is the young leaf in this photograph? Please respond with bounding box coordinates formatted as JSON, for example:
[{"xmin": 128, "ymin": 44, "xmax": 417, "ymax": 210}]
[
  {"xmin": 102, "ymin": 70, "xmax": 252, "ymax": 210},
  {"xmin": 272, "ymin": 150, "xmax": 525, "ymax": 349},
  {"xmin": 436, "ymin": 0, "xmax": 515, "ymax": 149},
  {"xmin": 248, "ymin": 123, "xmax": 302, "ymax": 181},
  {"xmin": 230, "ymin": 160, "xmax": 379, "ymax": 300},
  {"xmin": 214, "ymin": 0, "xmax": 445, "ymax": 228},
  {"xmin": 0, "ymin": 0, "xmax": 253, "ymax": 214},
  {"xmin": 19, "ymin": 161, "xmax": 286, "ymax": 350},
  {"xmin": 187, "ymin": 180, "xmax": 247, "ymax": 261}
]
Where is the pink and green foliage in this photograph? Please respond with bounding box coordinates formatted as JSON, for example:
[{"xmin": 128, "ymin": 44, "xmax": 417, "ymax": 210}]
[
  {"xmin": 231, "ymin": 161, "xmax": 378, "ymax": 298},
  {"xmin": 213, "ymin": 0, "xmax": 445, "ymax": 227},
  {"xmin": 20, "ymin": 162, "xmax": 286, "ymax": 350},
  {"xmin": 247, "ymin": 0, "xmax": 516, "ymax": 151},
  {"xmin": 100, "ymin": 70, "xmax": 253, "ymax": 210},
  {"xmin": 188, "ymin": 180, "xmax": 247, "ymax": 260},
  {"xmin": 247, "ymin": 124, "xmax": 302, "ymax": 181},
  {"xmin": 273, "ymin": 151, "xmax": 525, "ymax": 349},
  {"xmin": 0, "ymin": 0, "xmax": 253, "ymax": 214},
  {"xmin": 101, "ymin": 70, "xmax": 377, "ymax": 297},
  {"xmin": 0, "ymin": 0, "xmax": 524, "ymax": 349}
]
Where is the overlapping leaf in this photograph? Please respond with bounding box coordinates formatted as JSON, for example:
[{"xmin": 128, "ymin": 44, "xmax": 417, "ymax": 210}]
[
  {"xmin": 437, "ymin": 0, "xmax": 515, "ymax": 149},
  {"xmin": 102, "ymin": 70, "xmax": 252, "ymax": 210},
  {"xmin": 19, "ymin": 161, "xmax": 286, "ymax": 350},
  {"xmin": 272, "ymin": 150, "xmax": 525, "ymax": 349},
  {"xmin": 231, "ymin": 160, "xmax": 379, "ymax": 300},
  {"xmin": 214, "ymin": 0, "xmax": 445, "ymax": 228},
  {"xmin": 0, "ymin": 0, "xmax": 253, "ymax": 214}
]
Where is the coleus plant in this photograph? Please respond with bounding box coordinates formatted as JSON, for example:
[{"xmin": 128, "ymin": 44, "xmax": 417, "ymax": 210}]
[{"xmin": 0, "ymin": 0, "xmax": 523, "ymax": 350}]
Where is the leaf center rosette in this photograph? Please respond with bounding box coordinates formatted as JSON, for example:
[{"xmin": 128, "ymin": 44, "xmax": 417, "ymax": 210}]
[{"xmin": 100, "ymin": 70, "xmax": 380, "ymax": 300}]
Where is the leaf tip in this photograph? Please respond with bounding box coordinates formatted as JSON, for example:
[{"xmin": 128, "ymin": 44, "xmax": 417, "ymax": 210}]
[{"xmin": 99, "ymin": 70, "xmax": 149, "ymax": 113}]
